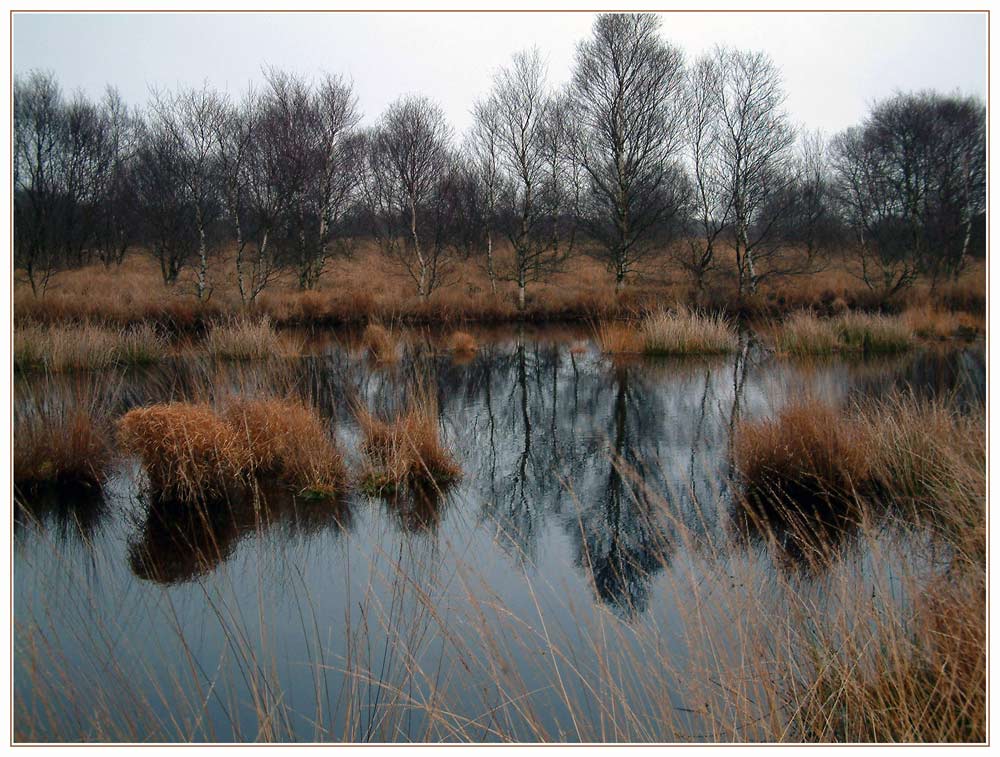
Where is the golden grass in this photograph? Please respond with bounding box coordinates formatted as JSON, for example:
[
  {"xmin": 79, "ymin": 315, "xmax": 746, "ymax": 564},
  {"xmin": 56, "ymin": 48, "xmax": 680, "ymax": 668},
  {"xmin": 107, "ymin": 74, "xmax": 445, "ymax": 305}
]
[
  {"xmin": 640, "ymin": 308, "xmax": 737, "ymax": 355},
  {"xmin": 224, "ymin": 398, "xmax": 346, "ymax": 498},
  {"xmin": 835, "ymin": 312, "xmax": 913, "ymax": 353},
  {"xmin": 734, "ymin": 399, "xmax": 870, "ymax": 506},
  {"xmin": 14, "ymin": 247, "xmax": 985, "ymax": 329},
  {"xmin": 14, "ymin": 322, "xmax": 168, "ymax": 372},
  {"xmin": 771, "ymin": 311, "xmax": 841, "ymax": 355},
  {"xmin": 595, "ymin": 321, "xmax": 643, "ymax": 354},
  {"xmin": 902, "ymin": 305, "xmax": 964, "ymax": 339},
  {"xmin": 204, "ymin": 316, "xmax": 300, "ymax": 361},
  {"xmin": 361, "ymin": 322, "xmax": 399, "ymax": 363},
  {"xmin": 118, "ymin": 403, "xmax": 250, "ymax": 501},
  {"xmin": 445, "ymin": 330, "xmax": 478, "ymax": 355},
  {"xmin": 357, "ymin": 386, "xmax": 461, "ymax": 495}
]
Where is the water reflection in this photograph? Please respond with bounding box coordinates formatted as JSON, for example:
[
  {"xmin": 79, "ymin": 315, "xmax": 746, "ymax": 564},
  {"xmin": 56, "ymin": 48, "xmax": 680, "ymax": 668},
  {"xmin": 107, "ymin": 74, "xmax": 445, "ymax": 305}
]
[
  {"xmin": 12, "ymin": 335, "xmax": 985, "ymax": 609},
  {"xmin": 128, "ymin": 486, "xmax": 351, "ymax": 585}
]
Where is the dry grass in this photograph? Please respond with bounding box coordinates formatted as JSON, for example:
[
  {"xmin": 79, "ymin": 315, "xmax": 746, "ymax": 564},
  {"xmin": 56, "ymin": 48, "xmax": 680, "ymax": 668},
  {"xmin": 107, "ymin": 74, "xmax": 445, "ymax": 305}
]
[
  {"xmin": 360, "ymin": 322, "xmax": 399, "ymax": 363},
  {"xmin": 357, "ymin": 386, "xmax": 461, "ymax": 496},
  {"xmin": 835, "ymin": 312, "xmax": 913, "ymax": 353},
  {"xmin": 640, "ymin": 308, "xmax": 738, "ymax": 355},
  {"xmin": 771, "ymin": 311, "xmax": 842, "ymax": 355},
  {"xmin": 14, "ymin": 384, "xmax": 113, "ymax": 490},
  {"xmin": 14, "ymin": 322, "xmax": 167, "ymax": 372},
  {"xmin": 204, "ymin": 316, "xmax": 300, "ymax": 360},
  {"xmin": 117, "ymin": 403, "xmax": 250, "ymax": 501},
  {"xmin": 445, "ymin": 330, "xmax": 478, "ymax": 355},
  {"xmin": 734, "ymin": 398, "xmax": 870, "ymax": 505},
  {"xmin": 595, "ymin": 321, "xmax": 643, "ymax": 354},
  {"xmin": 224, "ymin": 398, "xmax": 346, "ymax": 498},
  {"xmin": 902, "ymin": 305, "xmax": 964, "ymax": 340}
]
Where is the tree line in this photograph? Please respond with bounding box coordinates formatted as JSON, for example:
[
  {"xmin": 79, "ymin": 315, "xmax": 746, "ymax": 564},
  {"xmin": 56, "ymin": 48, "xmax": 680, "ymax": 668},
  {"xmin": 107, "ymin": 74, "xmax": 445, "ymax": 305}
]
[{"xmin": 14, "ymin": 13, "xmax": 985, "ymax": 305}]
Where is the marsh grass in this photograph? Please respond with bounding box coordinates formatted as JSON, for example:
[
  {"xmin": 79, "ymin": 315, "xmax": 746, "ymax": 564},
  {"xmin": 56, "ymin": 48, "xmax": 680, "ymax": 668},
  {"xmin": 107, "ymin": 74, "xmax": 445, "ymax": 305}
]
[
  {"xmin": 357, "ymin": 381, "xmax": 461, "ymax": 496},
  {"xmin": 13, "ymin": 358, "xmax": 985, "ymax": 744},
  {"xmin": 14, "ymin": 322, "xmax": 168, "ymax": 372},
  {"xmin": 224, "ymin": 398, "xmax": 346, "ymax": 498},
  {"xmin": 640, "ymin": 308, "xmax": 738, "ymax": 355},
  {"xmin": 361, "ymin": 322, "xmax": 399, "ymax": 363},
  {"xmin": 835, "ymin": 312, "xmax": 913, "ymax": 353},
  {"xmin": 772, "ymin": 311, "xmax": 842, "ymax": 355},
  {"xmin": 204, "ymin": 316, "xmax": 301, "ymax": 360},
  {"xmin": 596, "ymin": 309, "xmax": 736, "ymax": 355},
  {"xmin": 117, "ymin": 403, "xmax": 250, "ymax": 501},
  {"xmin": 13, "ymin": 377, "xmax": 114, "ymax": 490}
]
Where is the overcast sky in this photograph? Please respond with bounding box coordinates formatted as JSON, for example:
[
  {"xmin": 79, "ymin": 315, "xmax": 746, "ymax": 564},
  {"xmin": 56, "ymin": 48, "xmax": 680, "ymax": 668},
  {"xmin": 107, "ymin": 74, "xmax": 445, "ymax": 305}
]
[{"xmin": 12, "ymin": 11, "xmax": 987, "ymax": 136}]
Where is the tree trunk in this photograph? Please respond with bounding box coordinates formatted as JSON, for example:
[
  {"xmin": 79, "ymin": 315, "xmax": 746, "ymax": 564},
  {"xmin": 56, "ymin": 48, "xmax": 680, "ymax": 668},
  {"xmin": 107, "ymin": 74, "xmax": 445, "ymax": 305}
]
[
  {"xmin": 196, "ymin": 210, "xmax": 208, "ymax": 301},
  {"xmin": 486, "ymin": 230, "xmax": 497, "ymax": 296}
]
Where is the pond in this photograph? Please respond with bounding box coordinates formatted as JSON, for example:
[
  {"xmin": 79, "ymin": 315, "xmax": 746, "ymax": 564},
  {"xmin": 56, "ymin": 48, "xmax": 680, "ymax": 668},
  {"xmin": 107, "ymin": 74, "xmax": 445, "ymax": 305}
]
[{"xmin": 12, "ymin": 328, "xmax": 986, "ymax": 742}]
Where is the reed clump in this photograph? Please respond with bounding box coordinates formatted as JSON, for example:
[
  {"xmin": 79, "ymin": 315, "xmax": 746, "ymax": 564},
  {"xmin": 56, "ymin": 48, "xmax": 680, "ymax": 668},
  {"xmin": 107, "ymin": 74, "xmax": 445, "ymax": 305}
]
[
  {"xmin": 357, "ymin": 391, "xmax": 461, "ymax": 496},
  {"xmin": 640, "ymin": 308, "xmax": 737, "ymax": 355},
  {"xmin": 118, "ymin": 403, "xmax": 250, "ymax": 501},
  {"xmin": 445, "ymin": 330, "xmax": 478, "ymax": 355},
  {"xmin": 594, "ymin": 321, "xmax": 642, "ymax": 354},
  {"xmin": 835, "ymin": 311, "xmax": 913, "ymax": 353},
  {"xmin": 224, "ymin": 398, "xmax": 347, "ymax": 498},
  {"xmin": 772, "ymin": 311, "xmax": 841, "ymax": 355},
  {"xmin": 734, "ymin": 399, "xmax": 870, "ymax": 507},
  {"xmin": 14, "ymin": 322, "xmax": 168, "ymax": 372},
  {"xmin": 204, "ymin": 316, "xmax": 299, "ymax": 360},
  {"xmin": 15, "ymin": 405, "xmax": 112, "ymax": 490},
  {"xmin": 361, "ymin": 322, "xmax": 399, "ymax": 363}
]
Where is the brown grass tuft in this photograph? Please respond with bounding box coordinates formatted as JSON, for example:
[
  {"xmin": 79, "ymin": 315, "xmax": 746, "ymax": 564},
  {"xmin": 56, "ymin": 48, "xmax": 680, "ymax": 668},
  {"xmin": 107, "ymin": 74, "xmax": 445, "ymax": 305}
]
[
  {"xmin": 224, "ymin": 398, "xmax": 346, "ymax": 498},
  {"xmin": 361, "ymin": 323, "xmax": 399, "ymax": 363},
  {"xmin": 117, "ymin": 404, "xmax": 250, "ymax": 501},
  {"xmin": 15, "ymin": 405, "xmax": 112, "ymax": 489},
  {"xmin": 445, "ymin": 330, "xmax": 478, "ymax": 355},
  {"xmin": 357, "ymin": 387, "xmax": 461, "ymax": 495},
  {"xmin": 204, "ymin": 316, "xmax": 300, "ymax": 361},
  {"xmin": 734, "ymin": 399, "xmax": 870, "ymax": 506}
]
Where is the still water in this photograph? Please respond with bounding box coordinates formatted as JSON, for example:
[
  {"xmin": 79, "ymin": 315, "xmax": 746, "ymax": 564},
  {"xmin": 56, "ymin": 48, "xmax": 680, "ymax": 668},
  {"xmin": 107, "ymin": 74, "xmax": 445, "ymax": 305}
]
[{"xmin": 13, "ymin": 329, "xmax": 985, "ymax": 742}]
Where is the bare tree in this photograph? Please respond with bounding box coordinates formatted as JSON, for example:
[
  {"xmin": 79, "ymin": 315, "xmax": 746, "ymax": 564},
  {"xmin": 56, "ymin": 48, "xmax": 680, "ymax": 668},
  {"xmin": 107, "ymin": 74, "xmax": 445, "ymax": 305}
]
[
  {"xmin": 568, "ymin": 12, "xmax": 687, "ymax": 293},
  {"xmin": 467, "ymin": 97, "xmax": 507, "ymax": 295},
  {"xmin": 263, "ymin": 69, "xmax": 361, "ymax": 290},
  {"xmin": 677, "ymin": 54, "xmax": 732, "ymax": 298},
  {"xmin": 14, "ymin": 71, "xmax": 66, "ymax": 295},
  {"xmin": 487, "ymin": 48, "xmax": 568, "ymax": 310},
  {"xmin": 93, "ymin": 87, "xmax": 141, "ymax": 268},
  {"xmin": 712, "ymin": 47, "xmax": 796, "ymax": 296},
  {"xmin": 361, "ymin": 95, "xmax": 457, "ymax": 299},
  {"xmin": 150, "ymin": 84, "xmax": 226, "ymax": 300}
]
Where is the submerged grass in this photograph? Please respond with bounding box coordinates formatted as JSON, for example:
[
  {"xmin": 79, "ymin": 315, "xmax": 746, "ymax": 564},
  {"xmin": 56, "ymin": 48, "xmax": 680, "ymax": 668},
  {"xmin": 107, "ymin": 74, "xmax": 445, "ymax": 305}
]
[{"xmin": 361, "ymin": 322, "xmax": 399, "ymax": 363}]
